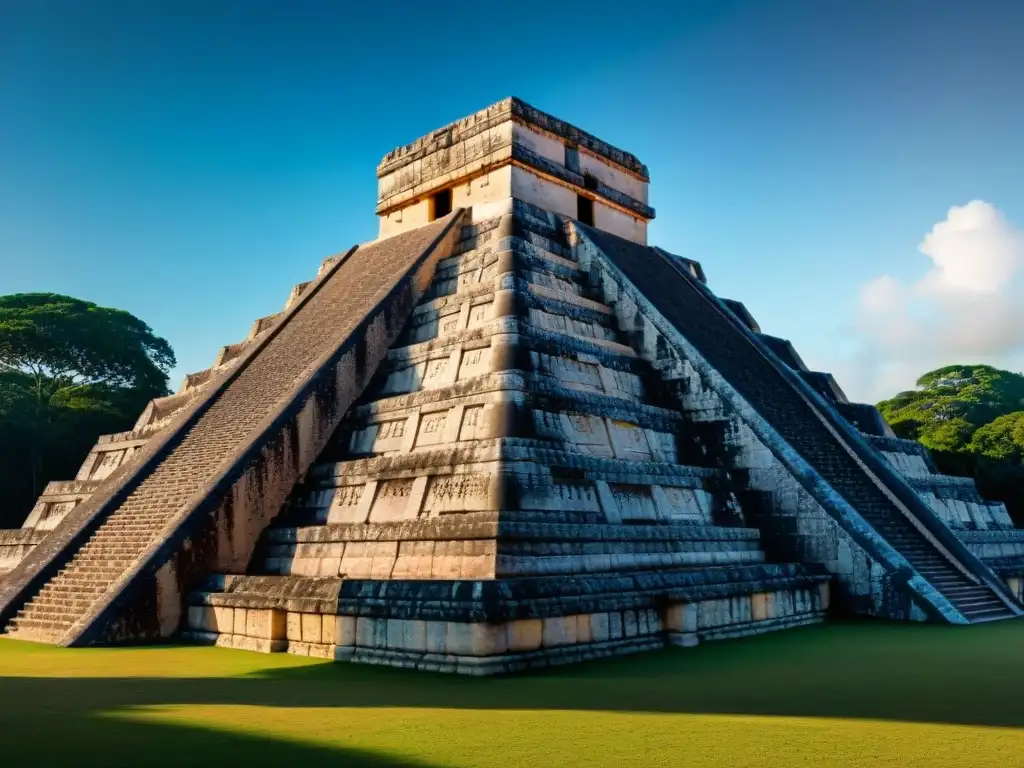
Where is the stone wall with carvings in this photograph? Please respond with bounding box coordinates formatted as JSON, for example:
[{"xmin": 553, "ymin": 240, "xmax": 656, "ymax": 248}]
[{"xmin": 184, "ymin": 200, "xmax": 829, "ymax": 673}]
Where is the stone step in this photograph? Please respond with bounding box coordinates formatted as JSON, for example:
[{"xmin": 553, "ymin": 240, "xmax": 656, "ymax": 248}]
[
  {"xmin": 85, "ymin": 537, "xmax": 159, "ymax": 546},
  {"xmin": 21, "ymin": 595, "xmax": 95, "ymax": 610},
  {"xmin": 14, "ymin": 603, "xmax": 80, "ymax": 620},
  {"xmin": 4, "ymin": 623, "xmax": 68, "ymax": 642},
  {"xmin": 65, "ymin": 558, "xmax": 133, "ymax": 570},
  {"xmin": 963, "ymin": 607, "xmax": 1015, "ymax": 622},
  {"xmin": 2, "ymin": 628, "xmax": 64, "ymax": 644},
  {"xmin": 42, "ymin": 582, "xmax": 114, "ymax": 595},
  {"xmin": 53, "ymin": 569, "xmax": 122, "ymax": 582},
  {"xmin": 959, "ymin": 597, "xmax": 1013, "ymax": 611},
  {"xmin": 93, "ymin": 520, "xmax": 165, "ymax": 528},
  {"xmin": 915, "ymin": 563, "xmax": 968, "ymax": 573},
  {"xmin": 33, "ymin": 590, "xmax": 109, "ymax": 604},
  {"xmin": 937, "ymin": 589, "xmax": 987, "ymax": 602},
  {"xmin": 7, "ymin": 616, "xmax": 73, "ymax": 633},
  {"xmin": 68, "ymin": 549, "xmax": 136, "ymax": 560},
  {"xmin": 70, "ymin": 547, "xmax": 138, "ymax": 558},
  {"xmin": 15, "ymin": 608, "xmax": 82, "ymax": 624},
  {"xmin": 35, "ymin": 584, "xmax": 108, "ymax": 597},
  {"xmin": 73, "ymin": 547, "xmax": 146, "ymax": 558},
  {"xmin": 946, "ymin": 589, "xmax": 999, "ymax": 601},
  {"xmin": 78, "ymin": 538, "xmax": 149, "ymax": 547},
  {"xmin": 918, "ymin": 576, "xmax": 973, "ymax": 590}
]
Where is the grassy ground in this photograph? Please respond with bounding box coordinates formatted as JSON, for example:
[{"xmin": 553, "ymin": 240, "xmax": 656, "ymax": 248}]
[{"xmin": 1, "ymin": 620, "xmax": 1023, "ymax": 768}]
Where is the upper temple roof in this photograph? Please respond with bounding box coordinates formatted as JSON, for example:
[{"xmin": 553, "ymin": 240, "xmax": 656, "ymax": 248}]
[{"xmin": 376, "ymin": 97, "xmax": 650, "ymax": 181}]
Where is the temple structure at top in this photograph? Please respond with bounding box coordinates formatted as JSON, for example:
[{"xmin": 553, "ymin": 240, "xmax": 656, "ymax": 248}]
[
  {"xmin": 0, "ymin": 98, "xmax": 1021, "ymax": 674},
  {"xmin": 376, "ymin": 98, "xmax": 653, "ymax": 244}
]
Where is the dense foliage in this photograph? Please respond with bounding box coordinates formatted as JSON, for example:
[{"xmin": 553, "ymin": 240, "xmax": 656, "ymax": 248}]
[
  {"xmin": 877, "ymin": 364, "xmax": 1024, "ymax": 524},
  {"xmin": 0, "ymin": 294, "xmax": 175, "ymax": 528}
]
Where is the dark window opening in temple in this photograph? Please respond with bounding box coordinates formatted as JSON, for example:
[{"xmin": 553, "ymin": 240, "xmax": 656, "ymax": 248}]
[
  {"xmin": 577, "ymin": 194, "xmax": 594, "ymax": 226},
  {"xmin": 431, "ymin": 188, "xmax": 452, "ymax": 220},
  {"xmin": 583, "ymin": 173, "xmax": 599, "ymax": 191}
]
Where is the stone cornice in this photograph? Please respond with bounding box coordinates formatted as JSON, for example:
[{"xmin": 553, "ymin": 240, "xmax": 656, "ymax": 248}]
[
  {"xmin": 376, "ymin": 97, "xmax": 649, "ymax": 181},
  {"xmin": 376, "ymin": 147, "xmax": 655, "ymax": 221},
  {"xmin": 510, "ymin": 144, "xmax": 656, "ymax": 219}
]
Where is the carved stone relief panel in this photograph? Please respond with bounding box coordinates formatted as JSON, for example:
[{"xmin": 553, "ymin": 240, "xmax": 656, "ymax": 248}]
[
  {"xmin": 468, "ymin": 302, "xmax": 493, "ymax": 329},
  {"xmin": 368, "ymin": 479, "xmax": 415, "ymax": 523},
  {"xmin": 456, "ymin": 346, "xmax": 490, "ymax": 381},
  {"xmin": 459, "ymin": 406, "xmax": 486, "ymax": 441},
  {"xmin": 654, "ymin": 486, "xmax": 706, "ymax": 522},
  {"xmin": 371, "ymin": 419, "xmax": 408, "ymax": 453},
  {"xmin": 422, "ymin": 473, "xmax": 491, "ymax": 514},
  {"xmin": 557, "ymin": 412, "xmax": 613, "ymax": 456},
  {"xmin": 607, "ymin": 419, "xmax": 652, "ymax": 461},
  {"xmin": 528, "ymin": 309, "xmax": 616, "ymax": 342},
  {"xmin": 326, "ymin": 484, "xmax": 366, "ymax": 524},
  {"xmin": 420, "ymin": 357, "xmax": 452, "ymax": 389},
  {"xmin": 537, "ymin": 353, "xmax": 603, "ymax": 392},
  {"xmin": 610, "ymin": 484, "xmax": 658, "ymax": 521},
  {"xmin": 438, "ymin": 312, "xmax": 461, "ymax": 336},
  {"xmin": 414, "ymin": 411, "xmax": 449, "ymax": 449},
  {"xmin": 90, "ymin": 449, "xmax": 127, "ymax": 481},
  {"xmin": 517, "ymin": 477, "xmax": 601, "ymax": 512}
]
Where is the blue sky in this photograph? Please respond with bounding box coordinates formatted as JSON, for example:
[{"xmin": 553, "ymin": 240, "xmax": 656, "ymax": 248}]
[{"xmin": 3, "ymin": 0, "xmax": 1023, "ymax": 402}]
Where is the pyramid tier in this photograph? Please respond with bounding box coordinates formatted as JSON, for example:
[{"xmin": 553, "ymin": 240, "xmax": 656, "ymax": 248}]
[{"xmin": 184, "ymin": 564, "xmax": 829, "ymax": 674}]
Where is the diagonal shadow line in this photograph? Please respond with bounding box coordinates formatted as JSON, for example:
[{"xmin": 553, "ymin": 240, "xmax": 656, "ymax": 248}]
[
  {"xmin": 1, "ymin": 705, "xmax": 437, "ymax": 768},
  {"xmin": 1, "ymin": 621, "xmax": 1023, "ymax": 734}
]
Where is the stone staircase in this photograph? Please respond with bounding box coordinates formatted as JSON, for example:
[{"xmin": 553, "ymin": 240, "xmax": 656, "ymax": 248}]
[
  {"xmin": 0, "ymin": 213, "xmax": 463, "ymax": 645},
  {"xmin": 583, "ymin": 228, "xmax": 1020, "ymax": 623}
]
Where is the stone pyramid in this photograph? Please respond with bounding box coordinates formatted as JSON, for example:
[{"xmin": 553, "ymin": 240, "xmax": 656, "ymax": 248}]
[{"xmin": 1, "ymin": 98, "xmax": 1021, "ymax": 674}]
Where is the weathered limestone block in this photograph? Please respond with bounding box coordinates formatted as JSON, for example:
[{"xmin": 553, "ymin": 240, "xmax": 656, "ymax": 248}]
[
  {"xmin": 542, "ymin": 615, "xmax": 579, "ymax": 646},
  {"xmin": 335, "ymin": 615, "xmax": 357, "ymax": 646},
  {"xmin": 819, "ymin": 582, "xmax": 831, "ymax": 610},
  {"xmin": 506, "ymin": 618, "xmax": 543, "ymax": 652},
  {"xmin": 425, "ymin": 620, "xmax": 448, "ymax": 654},
  {"xmin": 287, "ymin": 612, "xmax": 303, "ymax": 642},
  {"xmin": 356, "ymin": 617, "xmax": 388, "ymax": 649},
  {"xmin": 751, "ymin": 593, "xmax": 771, "ymax": 621},
  {"xmin": 320, "ymin": 614, "xmax": 336, "ymax": 645},
  {"xmin": 446, "ymin": 623, "xmax": 507, "ymax": 656},
  {"xmin": 248, "ymin": 609, "xmax": 286, "ymax": 640},
  {"xmin": 664, "ymin": 603, "xmax": 698, "ymax": 633}
]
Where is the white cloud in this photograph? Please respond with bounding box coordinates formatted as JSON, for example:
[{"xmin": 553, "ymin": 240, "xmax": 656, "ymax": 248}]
[
  {"xmin": 917, "ymin": 200, "xmax": 1022, "ymax": 295},
  {"xmin": 833, "ymin": 201, "xmax": 1024, "ymax": 403}
]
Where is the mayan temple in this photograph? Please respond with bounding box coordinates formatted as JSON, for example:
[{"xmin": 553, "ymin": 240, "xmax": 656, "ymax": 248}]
[{"xmin": 1, "ymin": 98, "xmax": 1022, "ymax": 674}]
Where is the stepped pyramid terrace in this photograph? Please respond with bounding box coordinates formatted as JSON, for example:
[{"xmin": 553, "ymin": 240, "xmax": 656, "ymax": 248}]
[{"xmin": 1, "ymin": 97, "xmax": 1022, "ymax": 674}]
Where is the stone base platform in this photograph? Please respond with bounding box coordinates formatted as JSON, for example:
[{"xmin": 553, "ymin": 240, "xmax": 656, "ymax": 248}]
[{"xmin": 184, "ymin": 564, "xmax": 831, "ymax": 674}]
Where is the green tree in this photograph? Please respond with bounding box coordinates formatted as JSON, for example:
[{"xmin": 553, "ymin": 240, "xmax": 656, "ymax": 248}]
[
  {"xmin": 969, "ymin": 411, "xmax": 1024, "ymax": 461},
  {"xmin": 877, "ymin": 365, "xmax": 1024, "ymax": 451},
  {"xmin": 877, "ymin": 364, "xmax": 1024, "ymax": 526},
  {"xmin": 0, "ymin": 294, "xmax": 175, "ymax": 528}
]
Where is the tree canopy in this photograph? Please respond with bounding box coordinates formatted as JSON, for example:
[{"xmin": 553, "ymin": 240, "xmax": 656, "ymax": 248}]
[
  {"xmin": 0, "ymin": 293, "xmax": 175, "ymax": 529},
  {"xmin": 969, "ymin": 411, "xmax": 1024, "ymax": 462},
  {"xmin": 877, "ymin": 364, "xmax": 1024, "ymax": 525},
  {"xmin": 0, "ymin": 293, "xmax": 174, "ymax": 391},
  {"xmin": 877, "ymin": 365, "xmax": 1024, "ymax": 451}
]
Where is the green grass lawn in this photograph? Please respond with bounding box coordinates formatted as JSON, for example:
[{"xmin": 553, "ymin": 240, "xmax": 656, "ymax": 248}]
[{"xmin": 1, "ymin": 620, "xmax": 1023, "ymax": 768}]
